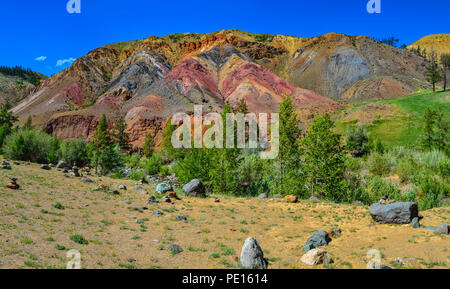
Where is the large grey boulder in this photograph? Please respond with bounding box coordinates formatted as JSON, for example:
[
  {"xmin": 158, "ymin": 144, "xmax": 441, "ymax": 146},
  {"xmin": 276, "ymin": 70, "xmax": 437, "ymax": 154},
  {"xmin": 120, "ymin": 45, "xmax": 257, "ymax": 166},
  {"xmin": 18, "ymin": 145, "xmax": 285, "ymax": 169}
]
[
  {"xmin": 303, "ymin": 230, "xmax": 331, "ymax": 251},
  {"xmin": 435, "ymin": 223, "xmax": 449, "ymax": 235},
  {"xmin": 182, "ymin": 179, "xmax": 206, "ymax": 197},
  {"xmin": 369, "ymin": 202, "xmax": 418, "ymax": 224},
  {"xmin": 239, "ymin": 237, "xmax": 268, "ymax": 269}
]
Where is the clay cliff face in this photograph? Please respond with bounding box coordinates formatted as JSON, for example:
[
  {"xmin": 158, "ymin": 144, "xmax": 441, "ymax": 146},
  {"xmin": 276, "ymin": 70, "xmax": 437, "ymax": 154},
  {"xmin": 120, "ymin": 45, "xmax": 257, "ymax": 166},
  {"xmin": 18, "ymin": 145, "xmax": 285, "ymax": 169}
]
[{"xmin": 13, "ymin": 30, "xmax": 436, "ymax": 149}]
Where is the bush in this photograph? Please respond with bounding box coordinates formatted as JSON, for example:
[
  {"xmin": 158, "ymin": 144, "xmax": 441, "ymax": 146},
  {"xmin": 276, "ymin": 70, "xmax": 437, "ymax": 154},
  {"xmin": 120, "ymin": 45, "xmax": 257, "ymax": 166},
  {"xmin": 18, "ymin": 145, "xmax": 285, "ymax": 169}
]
[
  {"xmin": 234, "ymin": 155, "xmax": 270, "ymax": 196},
  {"xmin": 90, "ymin": 145, "xmax": 124, "ymax": 175},
  {"xmin": 3, "ymin": 129, "xmax": 53, "ymax": 163},
  {"xmin": 60, "ymin": 139, "xmax": 89, "ymax": 167},
  {"xmin": 46, "ymin": 137, "xmax": 60, "ymax": 164},
  {"xmin": 414, "ymin": 174, "xmax": 447, "ymax": 210},
  {"xmin": 124, "ymin": 153, "xmax": 145, "ymax": 169},
  {"xmin": 346, "ymin": 126, "xmax": 370, "ymax": 157},
  {"xmin": 361, "ymin": 176, "xmax": 402, "ymax": 204},
  {"xmin": 396, "ymin": 157, "xmax": 417, "ymax": 183},
  {"xmin": 367, "ymin": 153, "xmax": 391, "ymax": 176},
  {"xmin": 144, "ymin": 152, "xmax": 163, "ymax": 175}
]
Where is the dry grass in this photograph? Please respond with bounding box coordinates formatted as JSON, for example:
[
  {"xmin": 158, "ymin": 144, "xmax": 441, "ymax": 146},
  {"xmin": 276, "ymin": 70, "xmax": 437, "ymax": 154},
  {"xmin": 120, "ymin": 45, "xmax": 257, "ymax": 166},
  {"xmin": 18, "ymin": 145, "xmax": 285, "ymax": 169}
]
[{"xmin": 0, "ymin": 163, "xmax": 448, "ymax": 269}]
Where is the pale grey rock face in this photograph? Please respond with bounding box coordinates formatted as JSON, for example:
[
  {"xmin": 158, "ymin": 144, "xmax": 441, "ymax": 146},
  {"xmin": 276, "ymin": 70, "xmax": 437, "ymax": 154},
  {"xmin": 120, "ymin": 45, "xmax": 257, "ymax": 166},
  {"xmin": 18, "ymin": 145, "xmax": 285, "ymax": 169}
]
[{"xmin": 239, "ymin": 237, "xmax": 268, "ymax": 269}]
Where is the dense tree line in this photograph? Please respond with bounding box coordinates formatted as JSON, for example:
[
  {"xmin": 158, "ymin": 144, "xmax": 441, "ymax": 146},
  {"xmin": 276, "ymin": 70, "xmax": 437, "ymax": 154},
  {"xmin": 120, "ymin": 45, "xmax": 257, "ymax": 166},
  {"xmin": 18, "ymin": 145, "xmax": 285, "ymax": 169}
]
[{"xmin": 0, "ymin": 66, "xmax": 45, "ymax": 87}]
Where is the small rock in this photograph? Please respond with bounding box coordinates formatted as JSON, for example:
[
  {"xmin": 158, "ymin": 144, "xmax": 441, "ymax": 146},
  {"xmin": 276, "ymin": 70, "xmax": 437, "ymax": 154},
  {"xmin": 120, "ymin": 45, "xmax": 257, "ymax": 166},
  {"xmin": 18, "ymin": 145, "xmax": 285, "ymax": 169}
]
[
  {"xmin": 41, "ymin": 164, "xmax": 51, "ymax": 170},
  {"xmin": 309, "ymin": 196, "xmax": 320, "ymax": 203},
  {"xmin": 118, "ymin": 185, "xmax": 127, "ymax": 190},
  {"xmin": 81, "ymin": 177, "xmax": 93, "ymax": 183},
  {"xmin": 167, "ymin": 191, "xmax": 180, "ymax": 200},
  {"xmin": 214, "ymin": 198, "xmax": 220, "ymax": 203},
  {"xmin": 130, "ymin": 216, "xmax": 137, "ymax": 219},
  {"xmin": 176, "ymin": 215, "xmax": 187, "ymax": 221},
  {"xmin": 284, "ymin": 195, "xmax": 298, "ymax": 203},
  {"xmin": 303, "ymin": 230, "xmax": 331, "ymax": 251},
  {"xmin": 157, "ymin": 183, "xmax": 173, "ymax": 194},
  {"xmin": 6, "ymin": 178, "xmax": 20, "ymax": 190},
  {"xmin": 153, "ymin": 210, "xmax": 164, "ymax": 216},
  {"xmin": 259, "ymin": 193, "xmax": 268, "ymax": 199},
  {"xmin": 301, "ymin": 248, "xmax": 334, "ymax": 266},
  {"xmin": 411, "ymin": 217, "xmax": 420, "ymax": 228},
  {"xmin": 146, "ymin": 195, "xmax": 159, "ymax": 204},
  {"xmin": 136, "ymin": 220, "xmax": 144, "ymax": 225},
  {"xmin": 56, "ymin": 160, "xmax": 68, "ymax": 169},
  {"xmin": 123, "ymin": 200, "xmax": 132, "ymax": 205},
  {"xmin": 162, "ymin": 196, "xmax": 172, "ymax": 203},
  {"xmin": 168, "ymin": 244, "xmax": 183, "ymax": 255},
  {"xmin": 130, "ymin": 206, "xmax": 148, "ymax": 211},
  {"xmin": 182, "ymin": 179, "xmax": 206, "ymax": 197},
  {"xmin": 435, "ymin": 223, "xmax": 449, "ymax": 235},
  {"xmin": 239, "ymin": 237, "xmax": 268, "ymax": 269}
]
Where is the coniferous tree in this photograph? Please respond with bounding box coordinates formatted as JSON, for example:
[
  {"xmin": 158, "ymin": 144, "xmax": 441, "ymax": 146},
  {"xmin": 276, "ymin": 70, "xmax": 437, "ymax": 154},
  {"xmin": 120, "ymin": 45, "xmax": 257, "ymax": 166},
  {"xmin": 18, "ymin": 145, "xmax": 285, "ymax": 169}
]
[
  {"xmin": 143, "ymin": 132, "xmax": 155, "ymax": 158},
  {"xmin": 301, "ymin": 114, "xmax": 346, "ymax": 201},
  {"xmin": 434, "ymin": 109, "xmax": 449, "ymax": 154},
  {"xmin": 425, "ymin": 52, "xmax": 442, "ymax": 92},
  {"xmin": 113, "ymin": 117, "xmax": 130, "ymax": 152},
  {"xmin": 422, "ymin": 108, "xmax": 437, "ymax": 151},
  {"xmin": 278, "ymin": 95, "xmax": 302, "ymax": 196},
  {"xmin": 92, "ymin": 114, "xmax": 112, "ymax": 150}
]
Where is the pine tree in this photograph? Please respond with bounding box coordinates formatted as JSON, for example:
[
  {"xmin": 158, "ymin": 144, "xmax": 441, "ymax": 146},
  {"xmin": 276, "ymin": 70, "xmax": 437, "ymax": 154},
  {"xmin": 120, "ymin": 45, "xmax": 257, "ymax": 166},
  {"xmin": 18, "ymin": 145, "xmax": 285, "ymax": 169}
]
[
  {"xmin": 113, "ymin": 117, "xmax": 130, "ymax": 152},
  {"xmin": 278, "ymin": 95, "xmax": 302, "ymax": 196},
  {"xmin": 0, "ymin": 103, "xmax": 18, "ymax": 128},
  {"xmin": 161, "ymin": 121, "xmax": 184, "ymax": 160},
  {"xmin": 434, "ymin": 109, "xmax": 448, "ymax": 154},
  {"xmin": 425, "ymin": 52, "xmax": 443, "ymax": 92},
  {"xmin": 92, "ymin": 114, "xmax": 112, "ymax": 151},
  {"xmin": 143, "ymin": 132, "xmax": 155, "ymax": 158},
  {"xmin": 422, "ymin": 108, "xmax": 436, "ymax": 151},
  {"xmin": 301, "ymin": 114, "xmax": 346, "ymax": 201}
]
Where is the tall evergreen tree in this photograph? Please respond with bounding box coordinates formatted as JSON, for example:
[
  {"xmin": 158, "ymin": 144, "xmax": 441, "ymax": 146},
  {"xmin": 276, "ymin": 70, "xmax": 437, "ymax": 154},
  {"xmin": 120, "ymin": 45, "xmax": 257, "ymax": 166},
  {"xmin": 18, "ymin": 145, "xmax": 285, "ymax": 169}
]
[
  {"xmin": 143, "ymin": 132, "xmax": 155, "ymax": 158},
  {"xmin": 113, "ymin": 117, "xmax": 130, "ymax": 152},
  {"xmin": 0, "ymin": 103, "xmax": 18, "ymax": 128},
  {"xmin": 300, "ymin": 114, "xmax": 346, "ymax": 201},
  {"xmin": 92, "ymin": 114, "xmax": 112, "ymax": 150},
  {"xmin": 278, "ymin": 95, "xmax": 302, "ymax": 196},
  {"xmin": 422, "ymin": 108, "xmax": 437, "ymax": 151},
  {"xmin": 425, "ymin": 52, "xmax": 442, "ymax": 92}
]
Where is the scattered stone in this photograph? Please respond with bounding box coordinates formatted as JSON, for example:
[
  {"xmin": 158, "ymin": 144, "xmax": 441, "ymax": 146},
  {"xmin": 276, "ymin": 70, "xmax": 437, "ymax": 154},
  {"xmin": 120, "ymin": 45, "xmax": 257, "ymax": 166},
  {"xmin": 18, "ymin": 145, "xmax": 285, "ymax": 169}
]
[
  {"xmin": 176, "ymin": 215, "xmax": 187, "ymax": 221},
  {"xmin": 411, "ymin": 217, "xmax": 420, "ymax": 229},
  {"xmin": 136, "ymin": 220, "xmax": 144, "ymax": 225},
  {"xmin": 352, "ymin": 200, "xmax": 363, "ymax": 206},
  {"xmin": 133, "ymin": 185, "xmax": 145, "ymax": 191},
  {"xmin": 139, "ymin": 175, "xmax": 148, "ymax": 185},
  {"xmin": 71, "ymin": 166, "xmax": 80, "ymax": 177},
  {"xmin": 369, "ymin": 202, "xmax": 419, "ymax": 224},
  {"xmin": 146, "ymin": 195, "xmax": 159, "ymax": 204},
  {"xmin": 259, "ymin": 193, "xmax": 268, "ymax": 199},
  {"xmin": 118, "ymin": 185, "xmax": 127, "ymax": 190},
  {"xmin": 168, "ymin": 244, "xmax": 183, "ymax": 255},
  {"xmin": 81, "ymin": 177, "xmax": 93, "ymax": 183},
  {"xmin": 153, "ymin": 210, "xmax": 164, "ymax": 216},
  {"xmin": 328, "ymin": 227, "xmax": 342, "ymax": 238},
  {"xmin": 1, "ymin": 160, "xmax": 12, "ymax": 170},
  {"xmin": 167, "ymin": 191, "xmax": 180, "ymax": 200},
  {"xmin": 130, "ymin": 206, "xmax": 148, "ymax": 211},
  {"xmin": 83, "ymin": 204, "xmax": 89, "ymax": 207},
  {"xmin": 309, "ymin": 196, "xmax": 320, "ymax": 203},
  {"xmin": 40, "ymin": 164, "xmax": 51, "ymax": 170},
  {"xmin": 157, "ymin": 183, "xmax": 173, "ymax": 194},
  {"xmin": 239, "ymin": 237, "xmax": 268, "ymax": 269},
  {"xmin": 284, "ymin": 195, "xmax": 298, "ymax": 203},
  {"xmin": 303, "ymin": 230, "xmax": 331, "ymax": 251},
  {"xmin": 123, "ymin": 200, "xmax": 132, "ymax": 205},
  {"xmin": 14, "ymin": 162, "xmax": 20, "ymax": 166},
  {"xmin": 379, "ymin": 194, "xmax": 393, "ymax": 205},
  {"xmin": 182, "ymin": 179, "xmax": 206, "ymax": 197},
  {"xmin": 130, "ymin": 216, "xmax": 137, "ymax": 219},
  {"xmin": 301, "ymin": 248, "xmax": 334, "ymax": 266},
  {"xmin": 162, "ymin": 196, "xmax": 172, "ymax": 203},
  {"xmin": 214, "ymin": 198, "xmax": 220, "ymax": 203},
  {"xmin": 7, "ymin": 178, "xmax": 19, "ymax": 190},
  {"xmin": 99, "ymin": 184, "xmax": 109, "ymax": 190},
  {"xmin": 435, "ymin": 223, "xmax": 449, "ymax": 235},
  {"xmin": 56, "ymin": 160, "xmax": 68, "ymax": 169},
  {"xmin": 62, "ymin": 169, "xmax": 69, "ymax": 173}
]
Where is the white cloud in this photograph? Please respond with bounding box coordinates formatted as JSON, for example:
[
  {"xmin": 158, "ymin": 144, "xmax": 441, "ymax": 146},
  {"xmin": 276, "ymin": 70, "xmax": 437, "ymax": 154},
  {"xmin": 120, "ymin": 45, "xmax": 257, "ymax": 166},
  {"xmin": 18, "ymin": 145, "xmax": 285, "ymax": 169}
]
[
  {"xmin": 35, "ymin": 56, "xmax": 47, "ymax": 61},
  {"xmin": 56, "ymin": 57, "xmax": 76, "ymax": 67}
]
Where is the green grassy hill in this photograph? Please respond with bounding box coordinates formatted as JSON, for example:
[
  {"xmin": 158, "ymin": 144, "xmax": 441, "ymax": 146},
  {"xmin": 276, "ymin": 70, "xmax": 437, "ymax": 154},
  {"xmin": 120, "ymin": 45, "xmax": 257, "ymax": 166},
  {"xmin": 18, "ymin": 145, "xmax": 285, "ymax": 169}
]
[{"xmin": 335, "ymin": 90, "xmax": 450, "ymax": 148}]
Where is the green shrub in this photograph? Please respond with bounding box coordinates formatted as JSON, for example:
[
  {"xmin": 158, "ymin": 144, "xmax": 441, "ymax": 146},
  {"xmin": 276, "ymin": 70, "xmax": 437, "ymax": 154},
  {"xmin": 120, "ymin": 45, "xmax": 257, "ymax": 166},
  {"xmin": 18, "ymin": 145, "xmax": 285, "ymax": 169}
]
[
  {"xmin": 127, "ymin": 170, "xmax": 145, "ymax": 181},
  {"xmin": 367, "ymin": 153, "xmax": 391, "ymax": 176},
  {"xmin": 414, "ymin": 174, "xmax": 447, "ymax": 210},
  {"xmin": 361, "ymin": 176, "xmax": 402, "ymax": 204},
  {"xmin": 346, "ymin": 126, "xmax": 371, "ymax": 157},
  {"xmin": 90, "ymin": 145, "xmax": 124, "ymax": 175},
  {"xmin": 160, "ymin": 165, "xmax": 170, "ymax": 176},
  {"xmin": 3, "ymin": 129, "xmax": 53, "ymax": 163},
  {"xmin": 396, "ymin": 157, "xmax": 417, "ymax": 183},
  {"xmin": 145, "ymin": 152, "xmax": 163, "ymax": 175},
  {"xmin": 70, "ymin": 234, "xmax": 89, "ymax": 245},
  {"xmin": 60, "ymin": 139, "xmax": 89, "ymax": 167},
  {"xmin": 46, "ymin": 137, "xmax": 60, "ymax": 164}
]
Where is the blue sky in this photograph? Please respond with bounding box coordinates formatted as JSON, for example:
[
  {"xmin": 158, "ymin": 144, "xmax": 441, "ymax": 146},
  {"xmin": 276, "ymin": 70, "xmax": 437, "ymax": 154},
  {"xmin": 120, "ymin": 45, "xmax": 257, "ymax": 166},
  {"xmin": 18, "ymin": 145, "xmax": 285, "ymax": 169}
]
[{"xmin": 1, "ymin": 0, "xmax": 448, "ymax": 76}]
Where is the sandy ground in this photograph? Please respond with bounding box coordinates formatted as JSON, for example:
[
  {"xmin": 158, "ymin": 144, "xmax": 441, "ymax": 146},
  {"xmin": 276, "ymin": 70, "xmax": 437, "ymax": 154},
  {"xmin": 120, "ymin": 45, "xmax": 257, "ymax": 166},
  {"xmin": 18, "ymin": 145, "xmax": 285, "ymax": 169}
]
[{"xmin": 0, "ymin": 162, "xmax": 448, "ymax": 269}]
